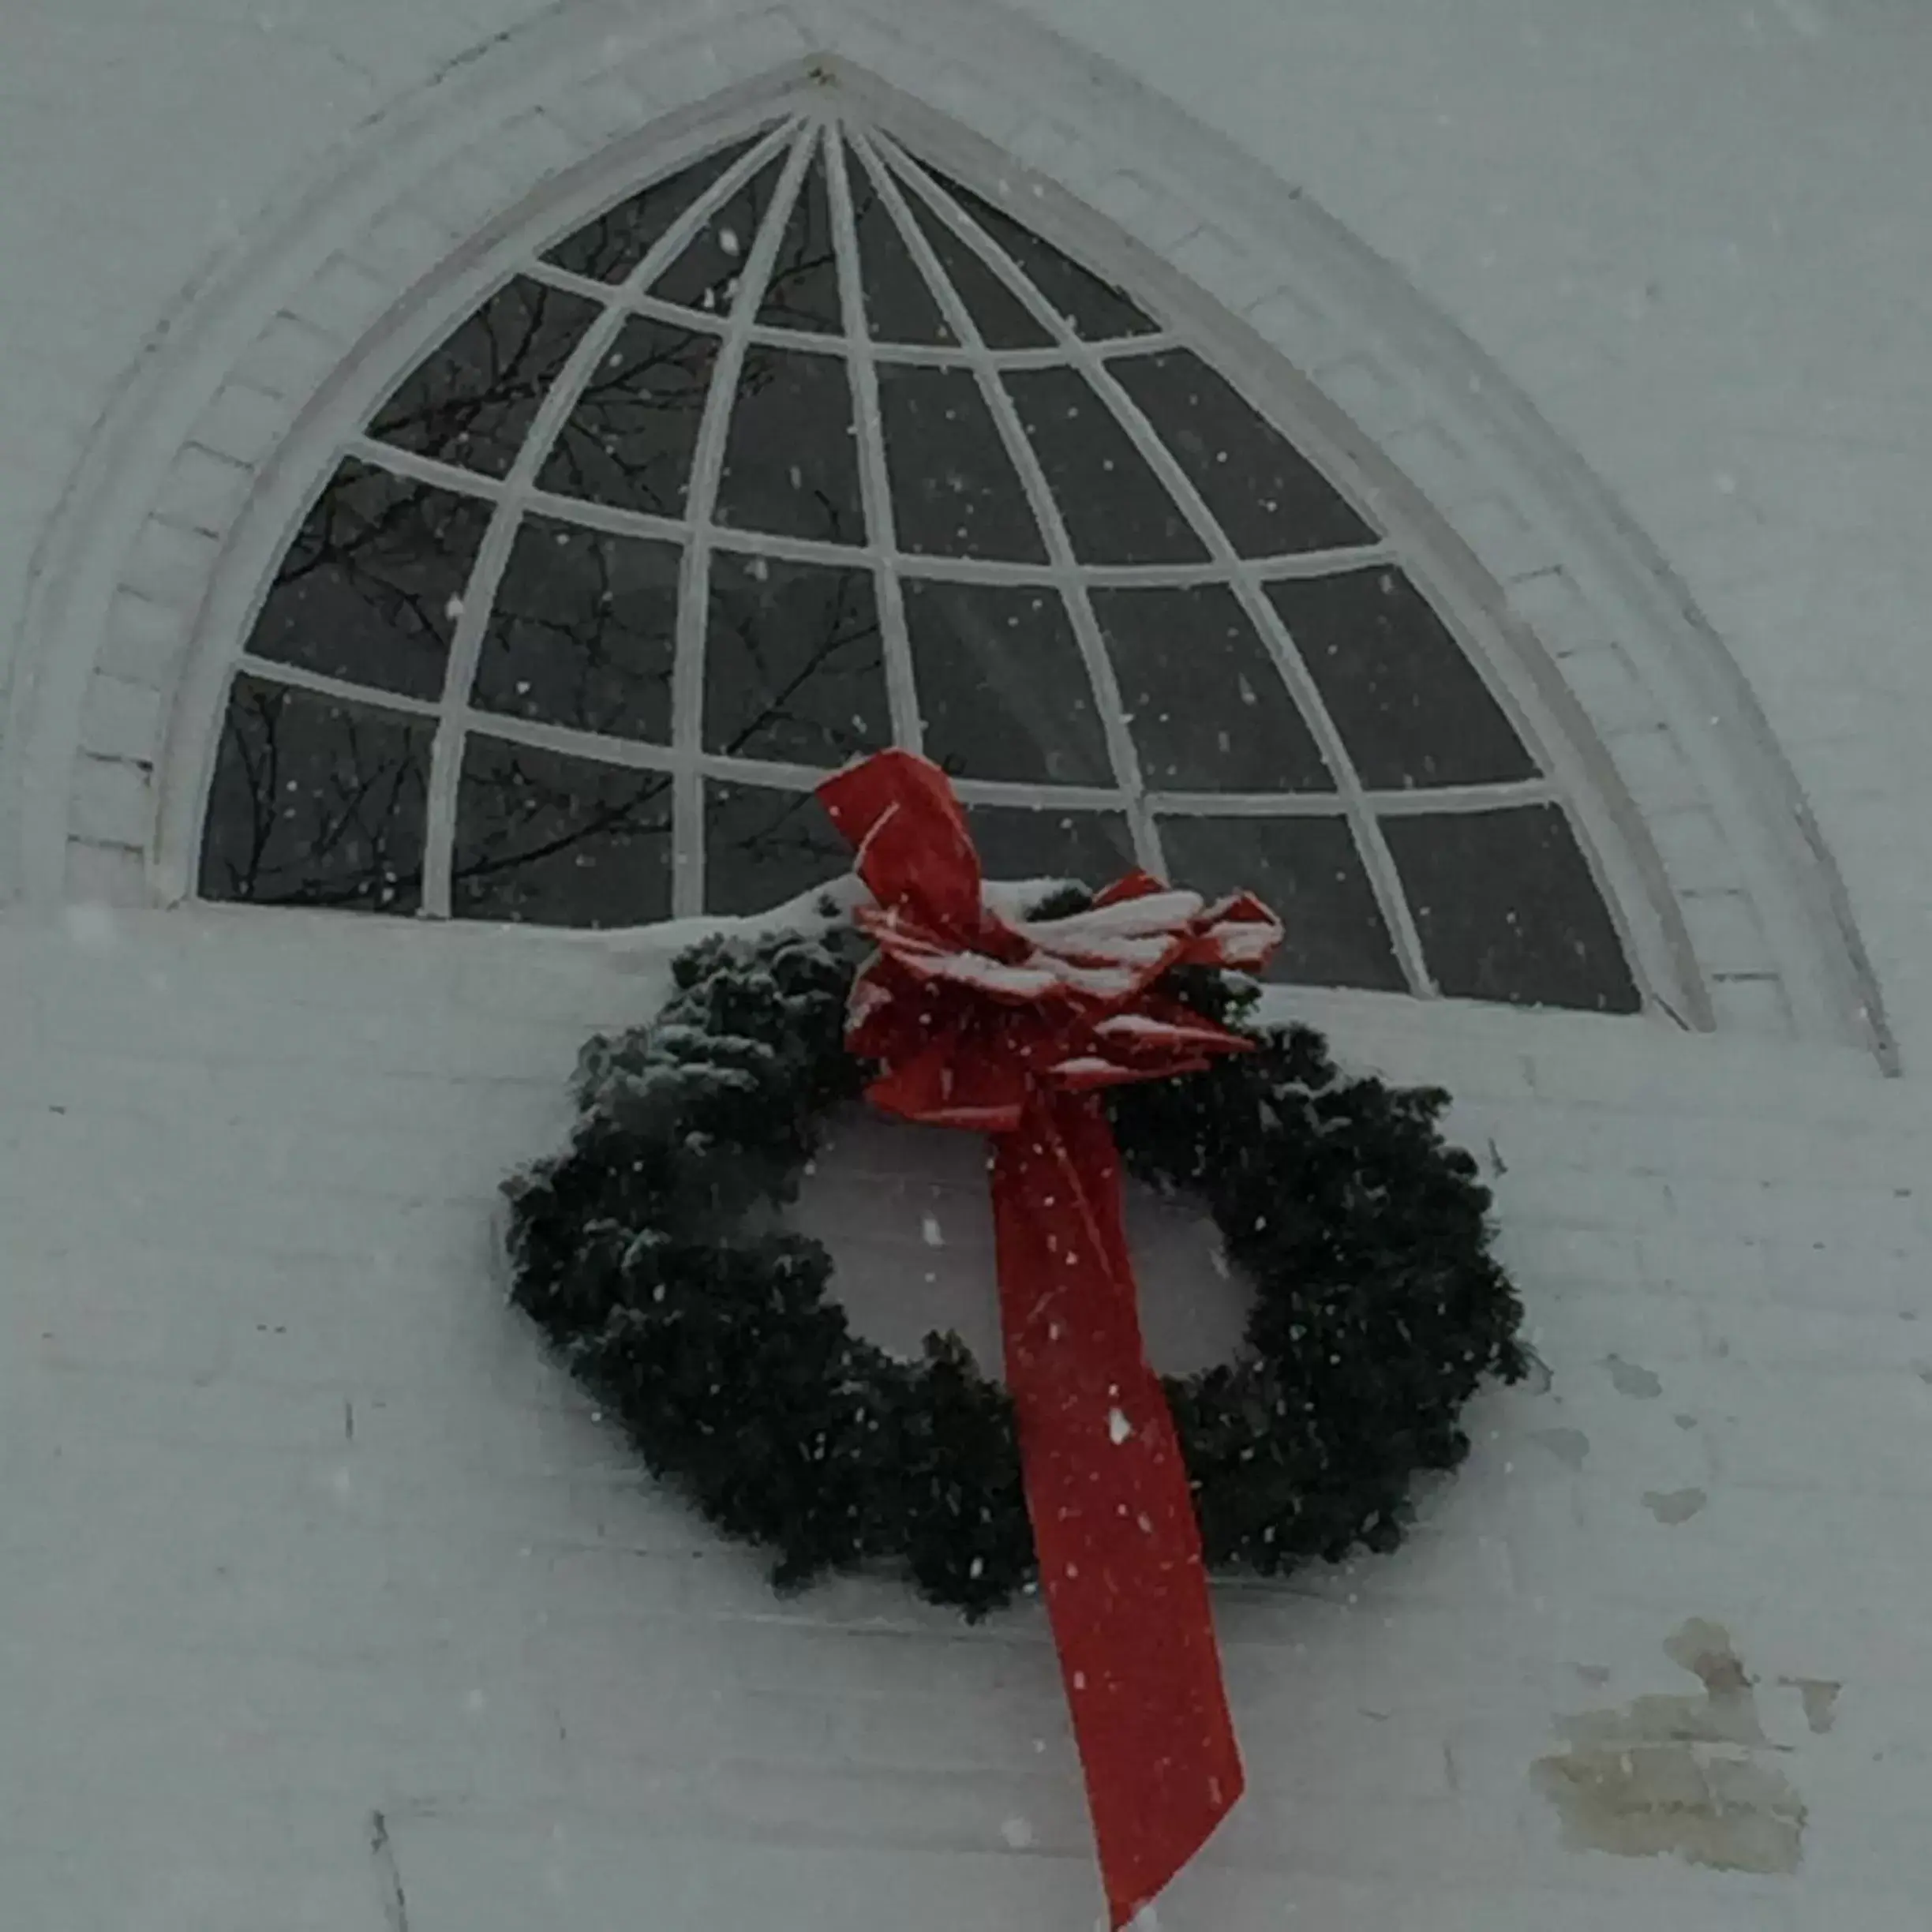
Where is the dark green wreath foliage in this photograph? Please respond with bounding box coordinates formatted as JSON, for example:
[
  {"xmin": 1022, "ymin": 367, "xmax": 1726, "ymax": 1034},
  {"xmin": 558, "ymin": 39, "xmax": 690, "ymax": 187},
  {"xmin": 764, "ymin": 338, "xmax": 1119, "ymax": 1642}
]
[{"xmin": 504, "ymin": 911, "xmax": 1526, "ymax": 1622}]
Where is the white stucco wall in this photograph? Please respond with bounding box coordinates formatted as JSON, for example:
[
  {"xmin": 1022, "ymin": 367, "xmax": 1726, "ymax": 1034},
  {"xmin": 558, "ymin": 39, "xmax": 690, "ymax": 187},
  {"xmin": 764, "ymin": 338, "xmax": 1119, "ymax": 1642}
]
[{"xmin": 4, "ymin": 3, "xmax": 1930, "ymax": 1929}]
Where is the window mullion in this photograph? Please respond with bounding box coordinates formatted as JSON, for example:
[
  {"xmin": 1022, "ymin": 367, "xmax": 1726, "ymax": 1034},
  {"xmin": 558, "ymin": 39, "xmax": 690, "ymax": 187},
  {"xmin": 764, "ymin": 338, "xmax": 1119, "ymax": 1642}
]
[
  {"xmin": 874, "ymin": 137, "xmax": 1078, "ymax": 345},
  {"xmin": 668, "ymin": 121, "xmax": 820, "ymax": 915},
  {"xmin": 823, "ymin": 125, "xmax": 920, "ymax": 754},
  {"xmin": 849, "ymin": 127, "xmax": 1163, "ymax": 882}
]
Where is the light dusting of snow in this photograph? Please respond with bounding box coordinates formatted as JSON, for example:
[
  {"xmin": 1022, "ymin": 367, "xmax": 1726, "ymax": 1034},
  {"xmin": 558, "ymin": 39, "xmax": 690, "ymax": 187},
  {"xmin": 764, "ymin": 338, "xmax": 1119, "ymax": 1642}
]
[
  {"xmin": 1108, "ymin": 1407, "xmax": 1133, "ymax": 1444},
  {"xmin": 847, "ymin": 977, "xmax": 894, "ymax": 1028},
  {"xmin": 1000, "ymin": 1816, "xmax": 1035, "ymax": 1849},
  {"xmin": 1052, "ymin": 1055, "xmax": 1124, "ymax": 1081},
  {"xmin": 921, "ymin": 1213, "xmax": 945, "ymax": 1248}
]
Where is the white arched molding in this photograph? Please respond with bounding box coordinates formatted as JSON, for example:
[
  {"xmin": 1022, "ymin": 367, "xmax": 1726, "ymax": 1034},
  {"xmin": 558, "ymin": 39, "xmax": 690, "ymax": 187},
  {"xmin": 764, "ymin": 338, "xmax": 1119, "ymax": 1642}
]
[{"xmin": 1, "ymin": 0, "xmax": 1893, "ymax": 1065}]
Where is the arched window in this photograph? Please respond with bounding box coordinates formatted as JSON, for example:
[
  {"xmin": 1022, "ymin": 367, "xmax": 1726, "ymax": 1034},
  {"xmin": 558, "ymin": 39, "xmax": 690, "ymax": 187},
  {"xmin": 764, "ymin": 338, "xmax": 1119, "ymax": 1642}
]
[{"xmin": 197, "ymin": 111, "xmax": 1640, "ymax": 1013}]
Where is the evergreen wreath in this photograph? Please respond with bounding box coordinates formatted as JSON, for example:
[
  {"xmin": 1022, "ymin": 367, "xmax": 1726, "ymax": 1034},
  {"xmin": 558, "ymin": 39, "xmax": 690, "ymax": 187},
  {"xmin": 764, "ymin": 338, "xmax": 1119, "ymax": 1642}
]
[{"xmin": 504, "ymin": 896, "xmax": 1526, "ymax": 1621}]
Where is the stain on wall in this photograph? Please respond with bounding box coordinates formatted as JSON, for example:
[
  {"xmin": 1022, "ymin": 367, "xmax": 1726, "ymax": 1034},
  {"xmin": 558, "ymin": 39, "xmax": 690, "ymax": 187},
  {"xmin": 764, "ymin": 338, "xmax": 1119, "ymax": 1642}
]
[
  {"xmin": 1530, "ymin": 1426, "xmax": 1591, "ymax": 1470},
  {"xmin": 1642, "ymin": 1487, "xmax": 1707, "ymax": 1524},
  {"xmin": 1782, "ymin": 1677, "xmax": 1841, "ymax": 1736},
  {"xmin": 1604, "ymin": 1354, "xmax": 1664, "ymax": 1398},
  {"xmin": 1533, "ymin": 1619, "xmax": 1807, "ymax": 1875}
]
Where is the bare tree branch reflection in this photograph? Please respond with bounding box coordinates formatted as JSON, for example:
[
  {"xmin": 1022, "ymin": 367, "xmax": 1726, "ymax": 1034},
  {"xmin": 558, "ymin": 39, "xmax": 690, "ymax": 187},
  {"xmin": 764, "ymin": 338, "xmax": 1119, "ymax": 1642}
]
[
  {"xmin": 200, "ymin": 679, "xmax": 429, "ymax": 910},
  {"xmin": 369, "ymin": 279, "xmax": 598, "ymax": 476}
]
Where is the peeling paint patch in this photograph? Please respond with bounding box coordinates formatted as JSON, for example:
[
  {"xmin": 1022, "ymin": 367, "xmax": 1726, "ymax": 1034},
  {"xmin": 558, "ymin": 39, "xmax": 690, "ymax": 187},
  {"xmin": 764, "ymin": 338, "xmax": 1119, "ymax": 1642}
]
[
  {"xmin": 1781, "ymin": 1677, "xmax": 1841, "ymax": 1735},
  {"xmin": 1643, "ymin": 1486, "xmax": 1707, "ymax": 1525},
  {"xmin": 1533, "ymin": 1619, "xmax": 1807, "ymax": 1874},
  {"xmin": 1605, "ymin": 1354, "xmax": 1664, "ymax": 1398}
]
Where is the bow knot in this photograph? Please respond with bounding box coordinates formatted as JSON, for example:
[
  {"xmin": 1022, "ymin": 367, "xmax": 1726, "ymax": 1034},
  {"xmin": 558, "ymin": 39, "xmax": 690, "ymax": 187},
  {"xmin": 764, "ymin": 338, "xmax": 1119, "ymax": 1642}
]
[{"xmin": 825, "ymin": 751, "xmax": 1280, "ymax": 1133}]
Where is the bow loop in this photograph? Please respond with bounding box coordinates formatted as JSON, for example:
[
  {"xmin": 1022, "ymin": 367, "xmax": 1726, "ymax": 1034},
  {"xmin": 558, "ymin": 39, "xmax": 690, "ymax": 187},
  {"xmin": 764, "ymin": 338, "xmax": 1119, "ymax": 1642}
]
[{"xmin": 820, "ymin": 754, "xmax": 1282, "ymax": 1127}]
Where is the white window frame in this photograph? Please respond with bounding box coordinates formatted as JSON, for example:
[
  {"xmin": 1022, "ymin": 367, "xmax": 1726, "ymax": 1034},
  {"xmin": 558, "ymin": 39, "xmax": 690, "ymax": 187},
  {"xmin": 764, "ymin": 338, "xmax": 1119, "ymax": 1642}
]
[{"xmin": 3, "ymin": 0, "xmax": 1889, "ymax": 1062}]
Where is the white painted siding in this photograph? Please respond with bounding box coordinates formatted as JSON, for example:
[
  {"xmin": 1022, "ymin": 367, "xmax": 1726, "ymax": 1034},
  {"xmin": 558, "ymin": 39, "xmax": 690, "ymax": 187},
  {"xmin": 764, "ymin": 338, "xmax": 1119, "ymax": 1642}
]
[{"xmin": 2, "ymin": 2, "xmax": 1930, "ymax": 1926}]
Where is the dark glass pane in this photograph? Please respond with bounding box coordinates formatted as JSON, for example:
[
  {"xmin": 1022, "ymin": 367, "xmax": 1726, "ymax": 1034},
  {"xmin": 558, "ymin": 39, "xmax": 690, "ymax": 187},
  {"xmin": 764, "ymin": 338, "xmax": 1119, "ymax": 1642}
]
[
  {"xmin": 756, "ymin": 144, "xmax": 842, "ymax": 333},
  {"xmin": 714, "ymin": 349, "xmax": 866, "ymax": 545},
  {"xmin": 848, "ymin": 146, "xmax": 955, "ymax": 345},
  {"xmin": 1091, "ymin": 585, "xmax": 1331, "ymax": 792},
  {"xmin": 1111, "ymin": 350, "xmax": 1376, "ymax": 556},
  {"xmin": 878, "ymin": 366, "xmax": 1046, "ymax": 562},
  {"xmin": 1382, "ymin": 806, "xmax": 1639, "ymax": 1011},
  {"xmin": 474, "ymin": 518, "xmax": 679, "ymax": 742},
  {"xmin": 647, "ymin": 155, "xmax": 787, "ymax": 316},
  {"xmin": 452, "ymin": 736, "xmax": 672, "ymax": 927},
  {"xmin": 1265, "ymin": 568, "xmax": 1536, "ymax": 788},
  {"xmin": 923, "ymin": 169, "xmax": 1155, "ymax": 340},
  {"xmin": 368, "ymin": 276, "xmax": 598, "ymax": 477},
  {"xmin": 706, "ymin": 781, "xmax": 848, "ymax": 915},
  {"xmin": 962, "ymin": 804, "xmax": 1136, "ymax": 889},
  {"xmin": 905, "ymin": 579, "xmax": 1110, "ymax": 786},
  {"xmin": 1003, "ymin": 368, "xmax": 1206, "ymax": 565},
  {"xmin": 897, "ymin": 184, "xmax": 1052, "ymax": 348},
  {"xmin": 537, "ymin": 316, "xmax": 716, "ymax": 517},
  {"xmin": 199, "ymin": 676, "xmax": 430, "ymax": 912},
  {"xmin": 1158, "ymin": 814, "xmax": 1404, "ymax": 990},
  {"xmin": 541, "ymin": 137, "xmax": 760, "ymax": 284},
  {"xmin": 245, "ymin": 459, "xmax": 489, "ymax": 702},
  {"xmin": 705, "ymin": 554, "xmax": 888, "ymax": 766}
]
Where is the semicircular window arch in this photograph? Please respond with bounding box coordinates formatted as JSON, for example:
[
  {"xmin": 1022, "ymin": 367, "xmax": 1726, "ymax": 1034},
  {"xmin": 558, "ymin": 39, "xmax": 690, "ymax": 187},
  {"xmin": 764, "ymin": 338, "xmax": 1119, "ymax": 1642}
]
[{"xmin": 197, "ymin": 110, "xmax": 1643, "ymax": 1016}]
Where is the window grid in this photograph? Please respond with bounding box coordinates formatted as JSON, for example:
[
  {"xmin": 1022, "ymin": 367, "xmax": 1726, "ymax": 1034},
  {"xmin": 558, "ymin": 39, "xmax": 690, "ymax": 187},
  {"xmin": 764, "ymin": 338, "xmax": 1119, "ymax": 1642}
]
[
  {"xmin": 414, "ymin": 120, "xmax": 799, "ymax": 917},
  {"xmin": 340, "ymin": 434, "xmax": 1398, "ymax": 586},
  {"xmin": 875, "ymin": 133, "xmax": 1436, "ymax": 993},
  {"xmin": 206, "ymin": 646, "xmax": 1568, "ymax": 817},
  {"xmin": 200, "ymin": 108, "xmax": 1644, "ymax": 1016},
  {"xmin": 666, "ymin": 123, "xmax": 822, "ymax": 914},
  {"xmin": 844, "ymin": 124, "xmax": 1161, "ymax": 875}
]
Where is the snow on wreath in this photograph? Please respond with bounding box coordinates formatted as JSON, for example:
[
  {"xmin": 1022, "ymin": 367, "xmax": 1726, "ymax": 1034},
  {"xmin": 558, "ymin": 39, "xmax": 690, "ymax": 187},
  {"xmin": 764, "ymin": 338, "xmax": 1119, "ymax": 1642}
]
[
  {"xmin": 501, "ymin": 762, "xmax": 1526, "ymax": 1620},
  {"xmin": 502, "ymin": 746, "xmax": 1526, "ymax": 1926}
]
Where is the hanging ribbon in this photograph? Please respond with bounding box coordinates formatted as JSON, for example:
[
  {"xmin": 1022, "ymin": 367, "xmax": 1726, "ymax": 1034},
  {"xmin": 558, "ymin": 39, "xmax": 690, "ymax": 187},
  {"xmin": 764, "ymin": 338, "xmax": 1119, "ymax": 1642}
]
[{"xmin": 817, "ymin": 750, "xmax": 1282, "ymax": 1926}]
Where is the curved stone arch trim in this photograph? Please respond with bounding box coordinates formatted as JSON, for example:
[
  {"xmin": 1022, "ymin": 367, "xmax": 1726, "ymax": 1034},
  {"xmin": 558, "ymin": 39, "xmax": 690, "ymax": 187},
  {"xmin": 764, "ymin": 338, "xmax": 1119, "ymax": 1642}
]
[{"xmin": 1, "ymin": 0, "xmax": 1891, "ymax": 1065}]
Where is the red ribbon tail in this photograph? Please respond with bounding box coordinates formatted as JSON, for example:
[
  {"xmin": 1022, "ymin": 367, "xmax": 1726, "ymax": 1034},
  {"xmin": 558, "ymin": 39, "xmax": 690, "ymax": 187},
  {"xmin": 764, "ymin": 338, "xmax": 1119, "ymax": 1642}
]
[{"xmin": 991, "ymin": 1096, "xmax": 1245, "ymax": 1927}]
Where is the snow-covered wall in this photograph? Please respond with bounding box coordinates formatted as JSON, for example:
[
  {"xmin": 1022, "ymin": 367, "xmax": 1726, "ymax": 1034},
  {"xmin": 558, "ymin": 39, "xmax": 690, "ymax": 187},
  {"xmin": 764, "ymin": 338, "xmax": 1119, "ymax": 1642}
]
[
  {"xmin": 4, "ymin": 2, "xmax": 1932, "ymax": 1928},
  {"xmin": 6, "ymin": 906, "xmax": 1926, "ymax": 1930}
]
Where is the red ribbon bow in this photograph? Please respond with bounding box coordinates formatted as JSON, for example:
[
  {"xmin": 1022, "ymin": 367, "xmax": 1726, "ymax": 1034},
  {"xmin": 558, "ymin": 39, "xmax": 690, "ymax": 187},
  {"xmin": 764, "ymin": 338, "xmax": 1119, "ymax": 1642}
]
[{"xmin": 817, "ymin": 751, "xmax": 1282, "ymax": 1926}]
